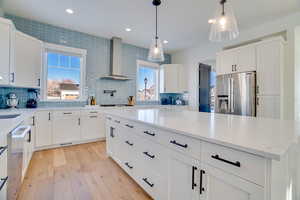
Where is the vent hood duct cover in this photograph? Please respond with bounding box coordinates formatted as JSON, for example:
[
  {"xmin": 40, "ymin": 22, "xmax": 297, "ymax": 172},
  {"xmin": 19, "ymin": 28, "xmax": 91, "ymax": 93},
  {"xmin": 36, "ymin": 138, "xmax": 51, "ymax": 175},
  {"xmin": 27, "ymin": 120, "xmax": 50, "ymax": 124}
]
[{"xmin": 101, "ymin": 37, "xmax": 131, "ymax": 80}]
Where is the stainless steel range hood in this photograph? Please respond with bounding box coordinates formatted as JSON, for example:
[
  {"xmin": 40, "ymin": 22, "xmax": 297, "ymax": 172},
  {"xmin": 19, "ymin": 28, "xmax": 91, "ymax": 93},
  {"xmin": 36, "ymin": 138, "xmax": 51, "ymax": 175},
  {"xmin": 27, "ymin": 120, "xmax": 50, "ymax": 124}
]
[{"xmin": 101, "ymin": 37, "xmax": 131, "ymax": 80}]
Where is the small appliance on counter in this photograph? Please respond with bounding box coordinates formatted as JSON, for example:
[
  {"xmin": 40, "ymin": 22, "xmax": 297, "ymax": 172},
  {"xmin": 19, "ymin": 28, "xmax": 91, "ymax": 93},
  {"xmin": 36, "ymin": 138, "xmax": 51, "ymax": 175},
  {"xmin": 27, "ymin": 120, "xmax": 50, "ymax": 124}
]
[
  {"xmin": 128, "ymin": 96, "xmax": 135, "ymax": 106},
  {"xmin": 26, "ymin": 89, "xmax": 38, "ymax": 108},
  {"xmin": 6, "ymin": 93, "xmax": 19, "ymax": 108}
]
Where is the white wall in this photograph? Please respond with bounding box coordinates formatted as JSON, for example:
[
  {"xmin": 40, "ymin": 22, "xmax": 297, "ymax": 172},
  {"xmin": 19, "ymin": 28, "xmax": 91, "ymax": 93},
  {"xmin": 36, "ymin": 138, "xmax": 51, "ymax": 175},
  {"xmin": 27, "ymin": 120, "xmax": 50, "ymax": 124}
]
[{"xmin": 172, "ymin": 11, "xmax": 300, "ymax": 120}]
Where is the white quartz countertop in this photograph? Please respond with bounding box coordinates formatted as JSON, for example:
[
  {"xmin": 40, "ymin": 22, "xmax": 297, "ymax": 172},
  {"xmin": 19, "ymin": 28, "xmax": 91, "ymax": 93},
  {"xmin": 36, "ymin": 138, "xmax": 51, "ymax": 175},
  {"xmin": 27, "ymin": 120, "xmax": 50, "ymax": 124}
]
[{"xmin": 103, "ymin": 109, "xmax": 300, "ymax": 160}]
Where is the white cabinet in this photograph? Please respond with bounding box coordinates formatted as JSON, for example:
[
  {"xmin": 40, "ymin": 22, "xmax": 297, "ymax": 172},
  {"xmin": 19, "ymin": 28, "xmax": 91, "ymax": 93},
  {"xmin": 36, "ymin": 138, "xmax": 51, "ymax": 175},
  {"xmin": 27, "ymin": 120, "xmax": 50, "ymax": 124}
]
[
  {"xmin": 216, "ymin": 45, "xmax": 256, "ymax": 75},
  {"xmin": 22, "ymin": 116, "xmax": 35, "ymax": 179},
  {"xmin": 80, "ymin": 111, "xmax": 105, "ymax": 140},
  {"xmin": 168, "ymin": 151, "xmax": 201, "ymax": 200},
  {"xmin": 201, "ymin": 164, "xmax": 264, "ymax": 200},
  {"xmin": 161, "ymin": 64, "xmax": 187, "ymax": 93},
  {"xmin": 105, "ymin": 117, "xmax": 121, "ymax": 160},
  {"xmin": 257, "ymin": 95, "xmax": 280, "ymax": 119},
  {"xmin": 14, "ymin": 31, "xmax": 42, "ymax": 88},
  {"xmin": 35, "ymin": 111, "xmax": 53, "ymax": 147},
  {"xmin": 52, "ymin": 111, "xmax": 81, "ymax": 145},
  {"xmin": 0, "ymin": 18, "xmax": 15, "ymax": 85}
]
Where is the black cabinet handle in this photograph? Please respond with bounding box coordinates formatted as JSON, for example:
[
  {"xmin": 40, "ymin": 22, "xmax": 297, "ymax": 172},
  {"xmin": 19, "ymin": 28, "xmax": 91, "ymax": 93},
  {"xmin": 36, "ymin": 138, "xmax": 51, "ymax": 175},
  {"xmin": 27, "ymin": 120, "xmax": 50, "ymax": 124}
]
[
  {"xmin": 48, "ymin": 112, "xmax": 51, "ymax": 121},
  {"xmin": 200, "ymin": 170, "xmax": 205, "ymax": 194},
  {"xmin": 125, "ymin": 162, "xmax": 133, "ymax": 169},
  {"xmin": 143, "ymin": 152, "xmax": 155, "ymax": 159},
  {"xmin": 78, "ymin": 118, "xmax": 81, "ymax": 126},
  {"xmin": 89, "ymin": 116, "xmax": 98, "ymax": 118},
  {"xmin": 114, "ymin": 120, "xmax": 121, "ymax": 123},
  {"xmin": 125, "ymin": 124, "xmax": 134, "ymax": 128},
  {"xmin": 28, "ymin": 130, "xmax": 31, "ymax": 143},
  {"xmin": 32, "ymin": 116, "xmax": 35, "ymax": 126},
  {"xmin": 211, "ymin": 154, "xmax": 241, "ymax": 168},
  {"xmin": 142, "ymin": 178, "xmax": 154, "ymax": 188},
  {"xmin": 38, "ymin": 78, "xmax": 41, "ymax": 87},
  {"xmin": 107, "ymin": 117, "xmax": 112, "ymax": 120},
  {"xmin": 11, "ymin": 73, "xmax": 15, "ymax": 83},
  {"xmin": 144, "ymin": 131, "xmax": 155, "ymax": 137},
  {"xmin": 192, "ymin": 166, "xmax": 197, "ymax": 190},
  {"xmin": 63, "ymin": 112, "xmax": 72, "ymax": 115},
  {"xmin": 125, "ymin": 141, "xmax": 134, "ymax": 146},
  {"xmin": 0, "ymin": 176, "xmax": 8, "ymax": 191},
  {"xmin": 110, "ymin": 127, "xmax": 115, "ymax": 138},
  {"xmin": 90, "ymin": 111, "xmax": 98, "ymax": 114},
  {"xmin": 0, "ymin": 146, "xmax": 8, "ymax": 156},
  {"xmin": 170, "ymin": 140, "xmax": 188, "ymax": 148}
]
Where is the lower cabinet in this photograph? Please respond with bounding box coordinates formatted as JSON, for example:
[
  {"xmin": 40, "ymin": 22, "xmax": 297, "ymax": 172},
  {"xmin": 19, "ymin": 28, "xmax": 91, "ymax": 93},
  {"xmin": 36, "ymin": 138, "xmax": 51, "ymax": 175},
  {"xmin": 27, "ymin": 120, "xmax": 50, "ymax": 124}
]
[
  {"xmin": 168, "ymin": 151, "xmax": 201, "ymax": 200},
  {"xmin": 35, "ymin": 111, "xmax": 52, "ymax": 147},
  {"xmin": 52, "ymin": 111, "xmax": 81, "ymax": 145},
  {"xmin": 80, "ymin": 113, "xmax": 105, "ymax": 140},
  {"xmin": 201, "ymin": 164, "xmax": 264, "ymax": 200}
]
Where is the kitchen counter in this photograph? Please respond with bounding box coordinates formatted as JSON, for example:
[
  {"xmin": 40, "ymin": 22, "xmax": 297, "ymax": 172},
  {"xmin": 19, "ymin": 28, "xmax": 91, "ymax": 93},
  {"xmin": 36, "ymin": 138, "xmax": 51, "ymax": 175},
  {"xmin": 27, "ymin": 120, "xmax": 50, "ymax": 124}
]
[{"xmin": 103, "ymin": 108, "xmax": 300, "ymax": 160}]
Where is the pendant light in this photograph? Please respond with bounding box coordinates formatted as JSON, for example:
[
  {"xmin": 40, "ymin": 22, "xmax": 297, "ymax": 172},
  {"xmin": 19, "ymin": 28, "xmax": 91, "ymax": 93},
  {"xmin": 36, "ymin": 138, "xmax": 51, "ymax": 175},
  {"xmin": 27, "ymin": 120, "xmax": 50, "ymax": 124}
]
[
  {"xmin": 148, "ymin": 0, "xmax": 165, "ymax": 62},
  {"xmin": 209, "ymin": 0, "xmax": 239, "ymax": 42}
]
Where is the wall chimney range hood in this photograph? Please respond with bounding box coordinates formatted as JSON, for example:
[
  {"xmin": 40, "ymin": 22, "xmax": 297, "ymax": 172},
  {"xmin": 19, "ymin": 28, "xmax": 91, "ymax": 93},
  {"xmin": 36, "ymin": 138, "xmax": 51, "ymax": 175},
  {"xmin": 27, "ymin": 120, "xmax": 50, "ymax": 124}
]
[{"xmin": 101, "ymin": 37, "xmax": 131, "ymax": 80}]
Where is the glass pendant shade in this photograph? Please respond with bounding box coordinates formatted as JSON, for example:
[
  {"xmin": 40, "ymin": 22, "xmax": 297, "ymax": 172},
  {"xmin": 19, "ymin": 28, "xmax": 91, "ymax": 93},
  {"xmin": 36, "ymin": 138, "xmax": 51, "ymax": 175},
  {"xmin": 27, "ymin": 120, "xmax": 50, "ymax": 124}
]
[
  {"xmin": 148, "ymin": 37, "xmax": 165, "ymax": 62},
  {"xmin": 209, "ymin": 1, "xmax": 239, "ymax": 42}
]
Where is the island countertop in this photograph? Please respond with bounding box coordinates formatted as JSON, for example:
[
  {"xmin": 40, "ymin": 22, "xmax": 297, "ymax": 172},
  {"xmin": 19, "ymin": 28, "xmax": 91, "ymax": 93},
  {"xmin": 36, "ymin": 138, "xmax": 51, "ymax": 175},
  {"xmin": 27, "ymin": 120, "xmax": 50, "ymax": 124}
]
[{"xmin": 103, "ymin": 108, "xmax": 300, "ymax": 160}]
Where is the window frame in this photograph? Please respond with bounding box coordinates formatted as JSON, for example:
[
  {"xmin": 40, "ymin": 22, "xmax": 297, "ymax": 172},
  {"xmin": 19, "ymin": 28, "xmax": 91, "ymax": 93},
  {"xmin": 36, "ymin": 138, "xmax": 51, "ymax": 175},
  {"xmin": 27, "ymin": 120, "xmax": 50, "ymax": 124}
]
[
  {"xmin": 136, "ymin": 60, "xmax": 161, "ymax": 102},
  {"xmin": 41, "ymin": 43, "xmax": 87, "ymax": 102}
]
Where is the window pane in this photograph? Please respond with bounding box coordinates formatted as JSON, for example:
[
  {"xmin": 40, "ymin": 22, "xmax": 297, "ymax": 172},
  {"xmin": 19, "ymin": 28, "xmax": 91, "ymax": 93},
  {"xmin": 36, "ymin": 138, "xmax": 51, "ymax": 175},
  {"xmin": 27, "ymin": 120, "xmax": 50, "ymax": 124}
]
[
  {"xmin": 47, "ymin": 53, "xmax": 59, "ymax": 66},
  {"xmin": 60, "ymin": 55, "xmax": 69, "ymax": 67},
  {"xmin": 47, "ymin": 52, "xmax": 81, "ymax": 100},
  {"xmin": 70, "ymin": 56, "xmax": 80, "ymax": 69},
  {"xmin": 137, "ymin": 66, "xmax": 158, "ymax": 101}
]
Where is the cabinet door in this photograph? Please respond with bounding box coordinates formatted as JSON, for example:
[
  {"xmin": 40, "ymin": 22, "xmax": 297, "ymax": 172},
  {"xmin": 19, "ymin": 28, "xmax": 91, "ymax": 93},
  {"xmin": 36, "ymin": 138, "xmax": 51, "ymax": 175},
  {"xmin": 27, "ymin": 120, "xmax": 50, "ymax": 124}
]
[
  {"xmin": 81, "ymin": 114, "xmax": 105, "ymax": 140},
  {"xmin": 35, "ymin": 111, "xmax": 53, "ymax": 147},
  {"xmin": 201, "ymin": 164, "xmax": 264, "ymax": 200},
  {"xmin": 168, "ymin": 151, "xmax": 200, "ymax": 200},
  {"xmin": 220, "ymin": 50, "xmax": 237, "ymax": 75},
  {"xmin": 256, "ymin": 95, "xmax": 280, "ymax": 119},
  {"xmin": 237, "ymin": 45, "xmax": 256, "ymax": 72},
  {"xmin": 163, "ymin": 64, "xmax": 180, "ymax": 93},
  {"xmin": 14, "ymin": 31, "xmax": 42, "ymax": 88},
  {"xmin": 53, "ymin": 116, "xmax": 81, "ymax": 144},
  {"xmin": 256, "ymin": 40, "xmax": 282, "ymax": 96},
  {"xmin": 0, "ymin": 22, "xmax": 11, "ymax": 85}
]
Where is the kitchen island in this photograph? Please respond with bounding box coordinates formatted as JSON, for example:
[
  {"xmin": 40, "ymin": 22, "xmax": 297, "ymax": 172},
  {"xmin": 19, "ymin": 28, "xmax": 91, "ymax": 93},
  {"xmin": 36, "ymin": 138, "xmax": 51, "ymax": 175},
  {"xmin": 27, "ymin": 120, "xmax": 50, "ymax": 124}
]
[{"xmin": 104, "ymin": 108, "xmax": 300, "ymax": 200}]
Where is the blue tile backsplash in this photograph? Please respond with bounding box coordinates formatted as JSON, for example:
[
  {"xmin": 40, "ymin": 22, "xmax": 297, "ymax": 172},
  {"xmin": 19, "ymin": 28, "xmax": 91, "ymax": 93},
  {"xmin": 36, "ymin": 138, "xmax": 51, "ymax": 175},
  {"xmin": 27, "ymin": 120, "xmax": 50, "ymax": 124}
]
[{"xmin": 0, "ymin": 14, "xmax": 171, "ymax": 108}]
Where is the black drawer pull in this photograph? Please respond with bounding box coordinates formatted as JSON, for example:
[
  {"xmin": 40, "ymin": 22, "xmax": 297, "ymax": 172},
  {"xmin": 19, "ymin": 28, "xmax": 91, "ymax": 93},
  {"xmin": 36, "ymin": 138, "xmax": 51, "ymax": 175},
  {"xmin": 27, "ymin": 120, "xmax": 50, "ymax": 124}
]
[
  {"xmin": 211, "ymin": 154, "xmax": 241, "ymax": 168},
  {"xmin": 60, "ymin": 142, "xmax": 73, "ymax": 146},
  {"xmin": 142, "ymin": 178, "xmax": 154, "ymax": 187},
  {"xmin": 125, "ymin": 124, "xmax": 134, "ymax": 128},
  {"xmin": 200, "ymin": 170, "xmax": 205, "ymax": 194},
  {"xmin": 63, "ymin": 112, "xmax": 72, "ymax": 115},
  {"xmin": 143, "ymin": 152, "xmax": 155, "ymax": 159},
  {"xmin": 114, "ymin": 120, "xmax": 121, "ymax": 123},
  {"xmin": 89, "ymin": 116, "xmax": 98, "ymax": 118},
  {"xmin": 192, "ymin": 166, "xmax": 197, "ymax": 190},
  {"xmin": 90, "ymin": 111, "xmax": 98, "ymax": 114},
  {"xmin": 107, "ymin": 117, "xmax": 112, "ymax": 120},
  {"xmin": 170, "ymin": 140, "xmax": 188, "ymax": 148},
  {"xmin": 125, "ymin": 141, "xmax": 134, "ymax": 146},
  {"xmin": 0, "ymin": 176, "xmax": 8, "ymax": 191},
  {"xmin": 125, "ymin": 162, "xmax": 133, "ymax": 169},
  {"xmin": 144, "ymin": 131, "xmax": 155, "ymax": 137},
  {"xmin": 0, "ymin": 146, "xmax": 8, "ymax": 156}
]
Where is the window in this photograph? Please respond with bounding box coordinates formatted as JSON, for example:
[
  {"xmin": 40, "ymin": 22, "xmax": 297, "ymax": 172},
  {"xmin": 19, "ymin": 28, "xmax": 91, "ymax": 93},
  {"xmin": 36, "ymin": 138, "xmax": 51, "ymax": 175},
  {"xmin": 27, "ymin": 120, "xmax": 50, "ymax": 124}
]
[
  {"xmin": 137, "ymin": 60, "xmax": 160, "ymax": 101},
  {"xmin": 43, "ymin": 43, "xmax": 86, "ymax": 101}
]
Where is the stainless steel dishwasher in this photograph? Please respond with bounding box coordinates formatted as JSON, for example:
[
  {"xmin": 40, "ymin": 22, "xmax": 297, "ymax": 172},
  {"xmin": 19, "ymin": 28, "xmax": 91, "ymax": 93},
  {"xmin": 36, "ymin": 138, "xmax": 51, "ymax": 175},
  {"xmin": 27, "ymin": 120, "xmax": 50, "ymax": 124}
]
[{"xmin": 7, "ymin": 125, "xmax": 31, "ymax": 200}]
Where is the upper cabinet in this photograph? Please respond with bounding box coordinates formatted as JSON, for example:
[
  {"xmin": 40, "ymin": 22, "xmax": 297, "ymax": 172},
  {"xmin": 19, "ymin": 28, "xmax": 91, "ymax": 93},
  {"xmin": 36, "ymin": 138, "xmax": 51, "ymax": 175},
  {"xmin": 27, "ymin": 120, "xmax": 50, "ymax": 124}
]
[
  {"xmin": 14, "ymin": 31, "xmax": 43, "ymax": 88},
  {"xmin": 0, "ymin": 18, "xmax": 15, "ymax": 85},
  {"xmin": 161, "ymin": 64, "xmax": 187, "ymax": 93},
  {"xmin": 216, "ymin": 44, "xmax": 256, "ymax": 75}
]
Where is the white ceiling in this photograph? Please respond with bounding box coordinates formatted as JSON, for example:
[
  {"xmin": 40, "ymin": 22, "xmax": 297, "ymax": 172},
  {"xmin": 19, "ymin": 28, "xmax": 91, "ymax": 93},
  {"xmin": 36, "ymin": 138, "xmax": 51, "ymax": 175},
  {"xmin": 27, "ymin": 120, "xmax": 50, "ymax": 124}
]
[{"xmin": 3, "ymin": 0, "xmax": 300, "ymax": 53}]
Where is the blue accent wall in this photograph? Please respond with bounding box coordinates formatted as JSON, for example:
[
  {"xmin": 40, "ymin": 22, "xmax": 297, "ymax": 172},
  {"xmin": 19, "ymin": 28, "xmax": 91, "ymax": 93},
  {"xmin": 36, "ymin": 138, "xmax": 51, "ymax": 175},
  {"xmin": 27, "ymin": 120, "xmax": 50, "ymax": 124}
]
[{"xmin": 0, "ymin": 14, "xmax": 171, "ymax": 108}]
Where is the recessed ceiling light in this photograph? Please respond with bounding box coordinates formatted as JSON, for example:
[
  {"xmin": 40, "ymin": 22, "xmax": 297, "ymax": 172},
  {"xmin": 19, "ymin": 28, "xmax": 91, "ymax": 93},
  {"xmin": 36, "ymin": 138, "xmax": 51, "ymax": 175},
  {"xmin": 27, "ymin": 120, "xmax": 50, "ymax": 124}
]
[
  {"xmin": 65, "ymin": 8, "xmax": 74, "ymax": 14},
  {"xmin": 125, "ymin": 28, "xmax": 132, "ymax": 32},
  {"xmin": 163, "ymin": 40, "xmax": 169, "ymax": 44}
]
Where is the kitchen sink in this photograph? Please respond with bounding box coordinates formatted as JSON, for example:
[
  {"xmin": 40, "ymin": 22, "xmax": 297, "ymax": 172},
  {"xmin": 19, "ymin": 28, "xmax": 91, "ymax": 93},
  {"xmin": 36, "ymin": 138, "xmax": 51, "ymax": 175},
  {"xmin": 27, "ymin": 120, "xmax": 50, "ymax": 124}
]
[{"xmin": 0, "ymin": 114, "xmax": 20, "ymax": 119}]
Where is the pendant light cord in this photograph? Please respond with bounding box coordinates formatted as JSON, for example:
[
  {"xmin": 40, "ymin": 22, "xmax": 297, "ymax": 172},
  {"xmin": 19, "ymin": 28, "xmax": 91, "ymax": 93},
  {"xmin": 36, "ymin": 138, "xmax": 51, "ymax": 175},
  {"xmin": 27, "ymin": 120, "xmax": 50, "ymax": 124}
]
[{"xmin": 155, "ymin": 5, "xmax": 158, "ymax": 46}]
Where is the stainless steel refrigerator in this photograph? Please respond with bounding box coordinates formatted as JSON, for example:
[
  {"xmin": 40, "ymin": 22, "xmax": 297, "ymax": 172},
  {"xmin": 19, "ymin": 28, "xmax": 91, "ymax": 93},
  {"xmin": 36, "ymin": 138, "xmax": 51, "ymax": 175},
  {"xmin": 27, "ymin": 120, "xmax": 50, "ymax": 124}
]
[{"xmin": 215, "ymin": 72, "xmax": 256, "ymax": 116}]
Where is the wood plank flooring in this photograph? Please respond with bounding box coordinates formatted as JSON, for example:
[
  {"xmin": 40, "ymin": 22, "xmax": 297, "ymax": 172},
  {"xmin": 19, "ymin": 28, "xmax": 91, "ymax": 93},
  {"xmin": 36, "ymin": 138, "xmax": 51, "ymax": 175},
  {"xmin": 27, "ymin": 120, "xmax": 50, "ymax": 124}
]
[{"xmin": 18, "ymin": 141, "xmax": 153, "ymax": 200}]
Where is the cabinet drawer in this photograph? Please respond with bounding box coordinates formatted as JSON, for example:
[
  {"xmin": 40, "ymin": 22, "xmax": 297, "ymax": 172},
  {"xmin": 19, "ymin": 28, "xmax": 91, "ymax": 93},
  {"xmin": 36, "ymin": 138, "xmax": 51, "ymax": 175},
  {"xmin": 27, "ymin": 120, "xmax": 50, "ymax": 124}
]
[
  {"xmin": 53, "ymin": 110, "xmax": 81, "ymax": 118},
  {"xmin": 138, "ymin": 167, "xmax": 168, "ymax": 200},
  {"xmin": 81, "ymin": 110, "xmax": 101, "ymax": 116},
  {"xmin": 136, "ymin": 124, "xmax": 162, "ymax": 144},
  {"xmin": 161, "ymin": 131, "xmax": 201, "ymax": 159},
  {"xmin": 0, "ymin": 146, "xmax": 8, "ymax": 178},
  {"xmin": 137, "ymin": 137, "xmax": 168, "ymax": 177},
  {"xmin": 202, "ymin": 142, "xmax": 266, "ymax": 186}
]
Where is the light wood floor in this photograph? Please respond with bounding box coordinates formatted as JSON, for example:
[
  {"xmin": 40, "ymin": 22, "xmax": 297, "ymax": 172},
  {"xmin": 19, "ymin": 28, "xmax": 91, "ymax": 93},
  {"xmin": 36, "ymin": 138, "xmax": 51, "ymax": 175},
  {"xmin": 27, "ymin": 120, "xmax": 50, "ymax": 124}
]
[{"xmin": 18, "ymin": 141, "xmax": 153, "ymax": 200}]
